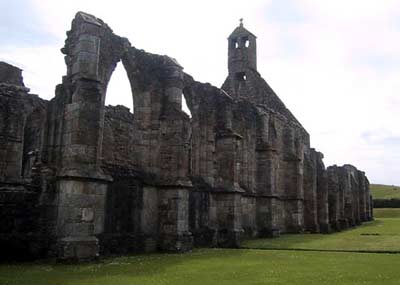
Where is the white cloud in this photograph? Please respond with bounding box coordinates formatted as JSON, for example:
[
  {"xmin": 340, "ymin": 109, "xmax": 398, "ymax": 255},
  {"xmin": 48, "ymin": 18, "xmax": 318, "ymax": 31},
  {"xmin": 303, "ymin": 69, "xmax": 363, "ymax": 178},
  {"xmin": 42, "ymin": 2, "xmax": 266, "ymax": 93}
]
[
  {"xmin": 258, "ymin": 1, "xmax": 400, "ymax": 184},
  {"xmin": 0, "ymin": 45, "xmax": 64, "ymax": 98}
]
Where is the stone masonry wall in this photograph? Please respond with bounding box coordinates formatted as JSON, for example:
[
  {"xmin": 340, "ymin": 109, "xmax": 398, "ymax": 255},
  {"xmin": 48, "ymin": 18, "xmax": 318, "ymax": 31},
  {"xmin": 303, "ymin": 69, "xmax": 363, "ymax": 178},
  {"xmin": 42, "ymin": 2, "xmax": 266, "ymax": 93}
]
[{"xmin": 0, "ymin": 13, "xmax": 372, "ymax": 261}]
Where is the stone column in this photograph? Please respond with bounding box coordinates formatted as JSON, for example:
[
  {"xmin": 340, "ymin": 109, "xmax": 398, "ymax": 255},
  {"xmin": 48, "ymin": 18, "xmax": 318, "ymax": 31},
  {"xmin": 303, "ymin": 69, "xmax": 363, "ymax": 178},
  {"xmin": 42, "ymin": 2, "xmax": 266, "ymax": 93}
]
[
  {"xmin": 365, "ymin": 180, "xmax": 373, "ymax": 221},
  {"xmin": 215, "ymin": 131, "xmax": 243, "ymax": 192},
  {"xmin": 255, "ymin": 113, "xmax": 281, "ymax": 237},
  {"xmin": 327, "ymin": 166, "xmax": 341, "ymax": 231},
  {"xmin": 358, "ymin": 172, "xmax": 367, "ymax": 222},
  {"xmin": 56, "ymin": 13, "xmax": 117, "ymax": 260},
  {"xmin": 56, "ymin": 84, "xmax": 111, "ymax": 261},
  {"xmin": 316, "ymin": 152, "xmax": 331, "ymax": 233},
  {"xmin": 353, "ymin": 183, "xmax": 362, "ymax": 226},
  {"xmin": 56, "ymin": 179, "xmax": 108, "ymax": 260},
  {"xmin": 157, "ymin": 59, "xmax": 193, "ymax": 252},
  {"xmin": 369, "ymin": 195, "xmax": 374, "ymax": 220},
  {"xmin": 0, "ymin": 87, "xmax": 27, "ymax": 183},
  {"xmin": 303, "ymin": 149, "xmax": 319, "ymax": 233},
  {"xmin": 212, "ymin": 130, "xmax": 244, "ymax": 246},
  {"xmin": 158, "ymin": 186, "xmax": 193, "ymax": 252},
  {"xmin": 256, "ymin": 143, "xmax": 280, "ymax": 237}
]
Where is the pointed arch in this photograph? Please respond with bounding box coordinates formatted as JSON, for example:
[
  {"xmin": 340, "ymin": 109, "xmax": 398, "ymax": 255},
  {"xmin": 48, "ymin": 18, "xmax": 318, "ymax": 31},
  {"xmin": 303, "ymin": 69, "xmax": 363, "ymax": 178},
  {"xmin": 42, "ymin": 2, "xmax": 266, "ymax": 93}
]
[{"xmin": 105, "ymin": 62, "xmax": 134, "ymax": 113}]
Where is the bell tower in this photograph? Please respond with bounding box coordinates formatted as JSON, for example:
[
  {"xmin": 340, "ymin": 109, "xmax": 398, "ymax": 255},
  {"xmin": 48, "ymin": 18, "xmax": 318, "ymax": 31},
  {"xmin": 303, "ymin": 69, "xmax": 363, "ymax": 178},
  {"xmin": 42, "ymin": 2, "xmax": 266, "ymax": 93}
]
[{"xmin": 228, "ymin": 19, "xmax": 257, "ymax": 80}]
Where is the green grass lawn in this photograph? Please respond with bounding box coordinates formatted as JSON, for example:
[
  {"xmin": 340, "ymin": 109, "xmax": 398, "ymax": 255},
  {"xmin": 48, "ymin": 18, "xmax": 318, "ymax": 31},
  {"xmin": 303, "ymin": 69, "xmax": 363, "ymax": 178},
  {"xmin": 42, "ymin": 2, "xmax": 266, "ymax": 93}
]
[
  {"xmin": 1, "ymin": 249, "xmax": 400, "ymax": 285},
  {"xmin": 371, "ymin": 184, "xmax": 400, "ymax": 199},
  {"xmin": 374, "ymin": 208, "xmax": 400, "ymax": 218},
  {"xmin": 242, "ymin": 212, "xmax": 400, "ymax": 252},
  {"xmin": 1, "ymin": 209, "xmax": 400, "ymax": 285}
]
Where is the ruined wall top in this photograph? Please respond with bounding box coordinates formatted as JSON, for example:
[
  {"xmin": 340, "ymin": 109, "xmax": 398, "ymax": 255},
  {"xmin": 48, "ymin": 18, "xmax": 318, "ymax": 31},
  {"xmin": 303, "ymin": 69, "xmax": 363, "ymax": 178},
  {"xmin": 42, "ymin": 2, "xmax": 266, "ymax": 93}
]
[
  {"xmin": 61, "ymin": 12, "xmax": 128, "ymax": 85},
  {"xmin": 0, "ymin": 62, "xmax": 25, "ymax": 87}
]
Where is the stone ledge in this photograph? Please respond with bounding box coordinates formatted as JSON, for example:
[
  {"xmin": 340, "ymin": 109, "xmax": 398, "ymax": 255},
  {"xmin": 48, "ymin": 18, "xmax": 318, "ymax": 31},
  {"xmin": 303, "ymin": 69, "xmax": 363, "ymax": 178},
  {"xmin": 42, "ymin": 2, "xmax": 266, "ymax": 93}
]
[{"xmin": 57, "ymin": 169, "xmax": 113, "ymax": 182}]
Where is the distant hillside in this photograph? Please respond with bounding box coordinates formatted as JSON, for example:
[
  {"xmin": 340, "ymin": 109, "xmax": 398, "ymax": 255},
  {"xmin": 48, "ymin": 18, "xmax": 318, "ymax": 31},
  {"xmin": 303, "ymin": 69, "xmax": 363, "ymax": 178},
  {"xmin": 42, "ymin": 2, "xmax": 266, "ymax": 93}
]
[{"xmin": 371, "ymin": 184, "xmax": 400, "ymax": 199}]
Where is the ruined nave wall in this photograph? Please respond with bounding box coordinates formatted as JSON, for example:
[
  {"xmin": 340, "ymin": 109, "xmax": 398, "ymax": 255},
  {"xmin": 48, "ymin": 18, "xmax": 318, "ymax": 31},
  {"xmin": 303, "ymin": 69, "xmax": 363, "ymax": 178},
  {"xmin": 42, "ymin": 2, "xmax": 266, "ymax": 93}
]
[{"xmin": 0, "ymin": 12, "xmax": 373, "ymax": 261}]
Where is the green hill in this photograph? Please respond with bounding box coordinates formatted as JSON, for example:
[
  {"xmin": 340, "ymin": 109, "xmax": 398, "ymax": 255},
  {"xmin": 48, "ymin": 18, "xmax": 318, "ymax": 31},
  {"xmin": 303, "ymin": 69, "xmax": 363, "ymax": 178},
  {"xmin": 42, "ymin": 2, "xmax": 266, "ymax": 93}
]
[{"xmin": 371, "ymin": 184, "xmax": 400, "ymax": 199}]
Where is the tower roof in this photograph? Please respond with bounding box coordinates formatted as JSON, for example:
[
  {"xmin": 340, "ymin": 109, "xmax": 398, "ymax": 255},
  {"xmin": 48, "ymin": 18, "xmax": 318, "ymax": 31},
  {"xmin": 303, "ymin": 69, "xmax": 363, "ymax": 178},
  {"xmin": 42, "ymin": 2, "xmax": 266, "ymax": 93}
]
[{"xmin": 228, "ymin": 19, "xmax": 256, "ymax": 39}]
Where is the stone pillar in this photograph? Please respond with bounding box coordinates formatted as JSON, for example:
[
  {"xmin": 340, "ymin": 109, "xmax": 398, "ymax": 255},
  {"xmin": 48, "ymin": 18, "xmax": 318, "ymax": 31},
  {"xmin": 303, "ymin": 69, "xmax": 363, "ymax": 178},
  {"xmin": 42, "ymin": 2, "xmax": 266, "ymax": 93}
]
[
  {"xmin": 213, "ymin": 129, "xmax": 244, "ymax": 246},
  {"xmin": 156, "ymin": 58, "xmax": 193, "ymax": 252},
  {"xmin": 56, "ymin": 12, "xmax": 119, "ymax": 260},
  {"xmin": 317, "ymin": 174, "xmax": 330, "ymax": 233},
  {"xmin": 215, "ymin": 130, "xmax": 243, "ymax": 192},
  {"xmin": 255, "ymin": 138, "xmax": 280, "ymax": 237},
  {"xmin": 281, "ymin": 130, "xmax": 305, "ymax": 233},
  {"xmin": 0, "ymin": 86, "xmax": 27, "ymax": 183},
  {"xmin": 358, "ymin": 171, "xmax": 367, "ymax": 222},
  {"xmin": 56, "ymin": 178, "xmax": 108, "ymax": 261},
  {"xmin": 369, "ymin": 195, "xmax": 374, "ymax": 220},
  {"xmin": 284, "ymin": 157, "xmax": 305, "ymax": 233},
  {"xmin": 338, "ymin": 177, "xmax": 346, "ymax": 229},
  {"xmin": 327, "ymin": 166, "xmax": 341, "ymax": 231},
  {"xmin": 158, "ymin": 187, "xmax": 193, "ymax": 252},
  {"xmin": 365, "ymin": 180, "xmax": 373, "ymax": 221},
  {"xmin": 303, "ymin": 149, "xmax": 319, "ymax": 233},
  {"xmin": 342, "ymin": 171, "xmax": 355, "ymax": 227},
  {"xmin": 353, "ymin": 183, "xmax": 362, "ymax": 226},
  {"xmin": 256, "ymin": 148, "xmax": 281, "ymax": 236},
  {"xmin": 316, "ymin": 152, "xmax": 331, "ymax": 233},
  {"xmin": 209, "ymin": 192, "xmax": 242, "ymax": 247}
]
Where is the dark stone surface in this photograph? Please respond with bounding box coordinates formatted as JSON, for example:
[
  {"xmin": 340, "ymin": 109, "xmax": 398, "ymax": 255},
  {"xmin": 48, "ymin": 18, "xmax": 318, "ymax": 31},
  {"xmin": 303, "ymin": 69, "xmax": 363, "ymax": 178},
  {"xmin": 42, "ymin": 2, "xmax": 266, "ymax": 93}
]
[
  {"xmin": 374, "ymin": 199, "xmax": 400, "ymax": 208},
  {"xmin": 0, "ymin": 62, "xmax": 25, "ymax": 87}
]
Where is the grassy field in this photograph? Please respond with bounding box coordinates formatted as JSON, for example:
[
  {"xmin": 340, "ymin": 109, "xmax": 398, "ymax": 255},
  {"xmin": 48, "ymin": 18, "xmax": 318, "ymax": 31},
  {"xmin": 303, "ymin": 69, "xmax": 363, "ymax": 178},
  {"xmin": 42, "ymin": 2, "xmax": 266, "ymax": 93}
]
[
  {"xmin": 370, "ymin": 184, "xmax": 400, "ymax": 199},
  {"xmin": 1, "ymin": 210, "xmax": 399, "ymax": 285},
  {"xmin": 242, "ymin": 209, "xmax": 400, "ymax": 252},
  {"xmin": 374, "ymin": 208, "xmax": 400, "ymax": 218},
  {"xmin": 1, "ymin": 249, "xmax": 400, "ymax": 285}
]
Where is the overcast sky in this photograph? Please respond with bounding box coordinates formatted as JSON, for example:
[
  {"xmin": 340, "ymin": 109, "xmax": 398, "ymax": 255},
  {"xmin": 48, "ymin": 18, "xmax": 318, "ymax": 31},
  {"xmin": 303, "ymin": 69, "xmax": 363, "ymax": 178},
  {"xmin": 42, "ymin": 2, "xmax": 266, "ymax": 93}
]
[{"xmin": 1, "ymin": 0, "xmax": 399, "ymax": 185}]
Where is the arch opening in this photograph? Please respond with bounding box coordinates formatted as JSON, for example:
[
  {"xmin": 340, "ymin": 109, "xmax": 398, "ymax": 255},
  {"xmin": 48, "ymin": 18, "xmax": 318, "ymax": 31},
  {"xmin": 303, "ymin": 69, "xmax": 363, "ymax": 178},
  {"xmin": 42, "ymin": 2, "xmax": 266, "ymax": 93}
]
[
  {"xmin": 105, "ymin": 62, "xmax": 134, "ymax": 113},
  {"xmin": 182, "ymin": 94, "xmax": 192, "ymax": 118}
]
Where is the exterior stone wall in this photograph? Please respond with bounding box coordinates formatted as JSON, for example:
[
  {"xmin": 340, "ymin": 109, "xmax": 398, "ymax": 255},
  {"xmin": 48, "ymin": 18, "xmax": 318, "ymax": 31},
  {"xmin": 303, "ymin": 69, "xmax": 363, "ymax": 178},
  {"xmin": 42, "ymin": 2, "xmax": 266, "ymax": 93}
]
[
  {"xmin": 0, "ymin": 13, "xmax": 372, "ymax": 261},
  {"xmin": 0, "ymin": 65, "xmax": 48, "ymax": 260}
]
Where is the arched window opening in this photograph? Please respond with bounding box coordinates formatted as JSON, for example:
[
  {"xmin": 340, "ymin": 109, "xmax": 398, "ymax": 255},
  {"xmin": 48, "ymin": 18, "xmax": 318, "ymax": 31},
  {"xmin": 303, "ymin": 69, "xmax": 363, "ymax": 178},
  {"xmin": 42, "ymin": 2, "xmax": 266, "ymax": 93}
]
[
  {"xmin": 182, "ymin": 94, "xmax": 192, "ymax": 118},
  {"xmin": 231, "ymin": 38, "xmax": 239, "ymax": 49},
  {"xmin": 105, "ymin": 62, "xmax": 133, "ymax": 113}
]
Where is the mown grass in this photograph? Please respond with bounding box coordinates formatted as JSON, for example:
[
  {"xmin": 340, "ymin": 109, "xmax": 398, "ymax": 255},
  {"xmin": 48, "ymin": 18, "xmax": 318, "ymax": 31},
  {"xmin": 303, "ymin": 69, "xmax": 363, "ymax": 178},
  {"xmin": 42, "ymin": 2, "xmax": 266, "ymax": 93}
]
[
  {"xmin": 374, "ymin": 208, "xmax": 400, "ymax": 218},
  {"xmin": 1, "ymin": 249, "xmax": 400, "ymax": 285},
  {"xmin": 1, "ymin": 210, "xmax": 400, "ymax": 285},
  {"xmin": 371, "ymin": 184, "xmax": 400, "ymax": 199},
  {"xmin": 242, "ymin": 212, "xmax": 400, "ymax": 252}
]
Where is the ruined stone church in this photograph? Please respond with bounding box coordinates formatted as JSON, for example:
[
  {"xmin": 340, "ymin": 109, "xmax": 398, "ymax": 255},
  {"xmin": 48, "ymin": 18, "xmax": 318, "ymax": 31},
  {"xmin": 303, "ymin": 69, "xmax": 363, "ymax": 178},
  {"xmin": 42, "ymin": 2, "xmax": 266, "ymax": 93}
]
[{"xmin": 0, "ymin": 12, "xmax": 372, "ymax": 261}]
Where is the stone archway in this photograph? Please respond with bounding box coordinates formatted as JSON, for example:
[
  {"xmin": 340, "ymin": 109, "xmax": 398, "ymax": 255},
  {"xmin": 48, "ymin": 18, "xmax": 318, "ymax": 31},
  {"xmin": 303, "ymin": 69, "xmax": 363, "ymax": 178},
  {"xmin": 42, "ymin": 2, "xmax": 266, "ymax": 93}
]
[{"xmin": 53, "ymin": 12, "xmax": 192, "ymax": 260}]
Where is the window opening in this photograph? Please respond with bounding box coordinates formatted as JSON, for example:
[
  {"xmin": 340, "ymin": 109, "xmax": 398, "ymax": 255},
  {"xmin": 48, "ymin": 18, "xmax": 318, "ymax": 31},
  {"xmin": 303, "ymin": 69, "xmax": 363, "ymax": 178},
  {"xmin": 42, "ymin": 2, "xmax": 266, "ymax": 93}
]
[
  {"xmin": 105, "ymin": 62, "xmax": 133, "ymax": 113},
  {"xmin": 182, "ymin": 94, "xmax": 192, "ymax": 117}
]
